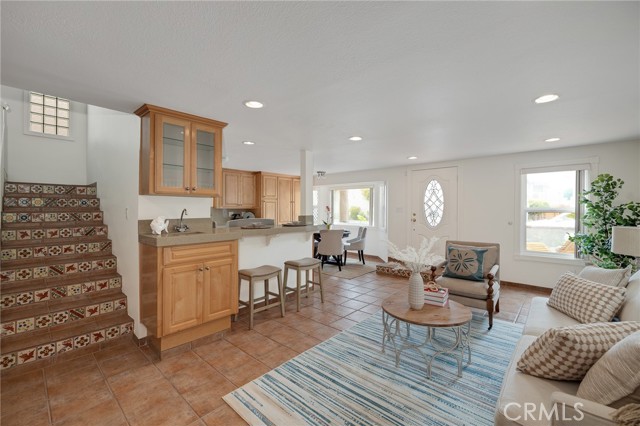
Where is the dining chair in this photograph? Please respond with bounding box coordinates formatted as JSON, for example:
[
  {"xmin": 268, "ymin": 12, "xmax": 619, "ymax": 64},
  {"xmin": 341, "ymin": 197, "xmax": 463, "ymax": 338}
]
[
  {"xmin": 317, "ymin": 229, "xmax": 345, "ymax": 271},
  {"xmin": 344, "ymin": 227, "xmax": 367, "ymax": 265}
]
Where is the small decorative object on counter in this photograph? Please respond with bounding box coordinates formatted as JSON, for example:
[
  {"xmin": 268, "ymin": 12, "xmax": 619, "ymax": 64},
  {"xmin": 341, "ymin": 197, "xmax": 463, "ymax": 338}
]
[
  {"xmin": 388, "ymin": 236, "xmax": 445, "ymax": 310},
  {"xmin": 150, "ymin": 216, "xmax": 169, "ymax": 235}
]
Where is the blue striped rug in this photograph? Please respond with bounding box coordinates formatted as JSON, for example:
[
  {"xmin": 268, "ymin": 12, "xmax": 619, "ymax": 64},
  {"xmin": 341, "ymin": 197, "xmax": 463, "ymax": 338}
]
[{"xmin": 224, "ymin": 312, "xmax": 523, "ymax": 426}]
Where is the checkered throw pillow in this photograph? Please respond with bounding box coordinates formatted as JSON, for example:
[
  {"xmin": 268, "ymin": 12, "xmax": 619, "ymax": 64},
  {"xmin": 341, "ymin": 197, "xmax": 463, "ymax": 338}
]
[
  {"xmin": 517, "ymin": 322, "xmax": 640, "ymax": 381},
  {"xmin": 547, "ymin": 272, "xmax": 627, "ymax": 323}
]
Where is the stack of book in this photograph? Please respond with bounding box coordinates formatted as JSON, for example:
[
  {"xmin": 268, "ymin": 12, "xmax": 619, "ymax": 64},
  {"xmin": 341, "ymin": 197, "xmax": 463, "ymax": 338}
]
[{"xmin": 424, "ymin": 287, "xmax": 449, "ymax": 307}]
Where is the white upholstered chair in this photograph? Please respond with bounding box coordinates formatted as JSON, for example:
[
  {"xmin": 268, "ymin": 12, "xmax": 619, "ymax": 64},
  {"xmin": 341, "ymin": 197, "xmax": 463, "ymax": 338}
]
[
  {"xmin": 317, "ymin": 229, "xmax": 346, "ymax": 271},
  {"xmin": 344, "ymin": 227, "xmax": 367, "ymax": 265},
  {"xmin": 435, "ymin": 240, "xmax": 500, "ymax": 330}
]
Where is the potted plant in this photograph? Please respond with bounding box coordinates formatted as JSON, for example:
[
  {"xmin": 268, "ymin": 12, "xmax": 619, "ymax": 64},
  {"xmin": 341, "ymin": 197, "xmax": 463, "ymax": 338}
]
[{"xmin": 569, "ymin": 174, "xmax": 640, "ymax": 269}]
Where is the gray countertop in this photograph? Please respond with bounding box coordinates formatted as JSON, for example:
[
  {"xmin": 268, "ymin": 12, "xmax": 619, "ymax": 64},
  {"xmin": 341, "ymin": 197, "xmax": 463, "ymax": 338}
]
[{"xmin": 138, "ymin": 218, "xmax": 321, "ymax": 247}]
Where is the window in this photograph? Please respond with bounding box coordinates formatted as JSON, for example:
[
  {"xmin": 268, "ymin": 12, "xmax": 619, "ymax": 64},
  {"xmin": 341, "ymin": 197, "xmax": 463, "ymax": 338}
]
[
  {"xmin": 330, "ymin": 186, "xmax": 373, "ymax": 226},
  {"xmin": 27, "ymin": 91, "xmax": 70, "ymax": 137},
  {"xmin": 519, "ymin": 162, "xmax": 593, "ymax": 258},
  {"xmin": 312, "ymin": 189, "xmax": 319, "ymax": 224}
]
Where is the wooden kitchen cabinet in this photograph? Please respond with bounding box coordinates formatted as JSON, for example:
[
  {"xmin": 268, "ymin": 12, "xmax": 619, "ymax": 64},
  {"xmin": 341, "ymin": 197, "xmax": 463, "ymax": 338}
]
[
  {"xmin": 135, "ymin": 104, "xmax": 227, "ymax": 197},
  {"xmin": 256, "ymin": 172, "xmax": 300, "ymax": 225},
  {"xmin": 220, "ymin": 169, "xmax": 256, "ymax": 208},
  {"xmin": 140, "ymin": 240, "xmax": 238, "ymax": 354}
]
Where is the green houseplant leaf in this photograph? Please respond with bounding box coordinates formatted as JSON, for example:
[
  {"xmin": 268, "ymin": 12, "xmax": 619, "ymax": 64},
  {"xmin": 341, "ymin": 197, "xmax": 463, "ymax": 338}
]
[{"xmin": 569, "ymin": 174, "xmax": 640, "ymax": 269}]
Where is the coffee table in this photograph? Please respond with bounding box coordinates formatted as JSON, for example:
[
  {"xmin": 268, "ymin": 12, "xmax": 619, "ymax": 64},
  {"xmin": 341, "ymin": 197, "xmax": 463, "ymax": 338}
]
[{"xmin": 381, "ymin": 293, "xmax": 473, "ymax": 378}]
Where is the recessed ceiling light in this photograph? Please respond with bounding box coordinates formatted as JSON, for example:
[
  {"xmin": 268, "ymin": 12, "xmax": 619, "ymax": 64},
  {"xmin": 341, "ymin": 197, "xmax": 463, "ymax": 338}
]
[
  {"xmin": 534, "ymin": 94, "xmax": 559, "ymax": 104},
  {"xmin": 407, "ymin": 156, "xmax": 418, "ymax": 160},
  {"xmin": 348, "ymin": 136, "xmax": 363, "ymax": 141},
  {"xmin": 544, "ymin": 137, "xmax": 561, "ymax": 143},
  {"xmin": 242, "ymin": 141, "xmax": 255, "ymax": 145},
  {"xmin": 243, "ymin": 100, "xmax": 264, "ymax": 109}
]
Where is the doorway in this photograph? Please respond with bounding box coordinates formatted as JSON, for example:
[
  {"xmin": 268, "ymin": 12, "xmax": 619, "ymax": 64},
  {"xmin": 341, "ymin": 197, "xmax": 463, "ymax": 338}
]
[{"xmin": 408, "ymin": 166, "xmax": 458, "ymax": 252}]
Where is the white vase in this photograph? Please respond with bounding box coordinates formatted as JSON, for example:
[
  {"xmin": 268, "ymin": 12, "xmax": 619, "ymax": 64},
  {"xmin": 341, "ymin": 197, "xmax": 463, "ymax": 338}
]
[{"xmin": 408, "ymin": 272, "xmax": 424, "ymax": 310}]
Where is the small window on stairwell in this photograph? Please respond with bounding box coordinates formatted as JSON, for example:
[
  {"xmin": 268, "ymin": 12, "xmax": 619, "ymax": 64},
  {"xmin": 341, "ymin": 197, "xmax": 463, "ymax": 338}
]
[{"xmin": 24, "ymin": 91, "xmax": 72, "ymax": 139}]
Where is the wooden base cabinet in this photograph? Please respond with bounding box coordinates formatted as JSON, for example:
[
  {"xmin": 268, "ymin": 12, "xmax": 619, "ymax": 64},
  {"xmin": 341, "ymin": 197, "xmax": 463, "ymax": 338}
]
[{"xmin": 140, "ymin": 240, "xmax": 238, "ymax": 355}]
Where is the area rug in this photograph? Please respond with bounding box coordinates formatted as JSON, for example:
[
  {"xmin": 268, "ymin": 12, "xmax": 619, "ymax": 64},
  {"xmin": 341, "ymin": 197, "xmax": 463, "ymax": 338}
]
[
  {"xmin": 223, "ymin": 312, "xmax": 522, "ymax": 425},
  {"xmin": 321, "ymin": 263, "xmax": 376, "ymax": 279}
]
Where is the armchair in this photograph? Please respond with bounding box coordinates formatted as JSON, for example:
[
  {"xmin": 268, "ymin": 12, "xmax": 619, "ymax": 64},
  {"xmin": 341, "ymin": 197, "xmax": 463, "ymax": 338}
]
[{"xmin": 435, "ymin": 240, "xmax": 500, "ymax": 329}]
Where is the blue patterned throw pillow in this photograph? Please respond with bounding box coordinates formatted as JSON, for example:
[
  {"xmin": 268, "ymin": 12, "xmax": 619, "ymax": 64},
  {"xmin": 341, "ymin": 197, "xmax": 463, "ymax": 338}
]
[{"xmin": 443, "ymin": 247, "xmax": 488, "ymax": 281}]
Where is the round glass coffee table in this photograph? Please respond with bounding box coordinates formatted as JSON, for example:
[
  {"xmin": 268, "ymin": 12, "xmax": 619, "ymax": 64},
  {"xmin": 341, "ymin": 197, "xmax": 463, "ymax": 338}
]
[{"xmin": 381, "ymin": 293, "xmax": 473, "ymax": 378}]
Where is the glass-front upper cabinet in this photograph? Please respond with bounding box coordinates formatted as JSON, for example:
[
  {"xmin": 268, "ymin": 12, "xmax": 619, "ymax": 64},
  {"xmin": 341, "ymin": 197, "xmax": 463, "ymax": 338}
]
[{"xmin": 135, "ymin": 104, "xmax": 226, "ymax": 197}]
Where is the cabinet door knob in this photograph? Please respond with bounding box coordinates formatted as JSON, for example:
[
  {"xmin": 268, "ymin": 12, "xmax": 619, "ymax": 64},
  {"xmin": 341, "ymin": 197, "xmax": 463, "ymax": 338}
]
[
  {"xmin": 205, "ymin": 266, "xmax": 210, "ymax": 271},
  {"xmin": 191, "ymin": 187, "xmax": 197, "ymax": 191},
  {"xmin": 198, "ymin": 268, "xmax": 204, "ymax": 272},
  {"xmin": 185, "ymin": 187, "xmax": 189, "ymax": 191}
]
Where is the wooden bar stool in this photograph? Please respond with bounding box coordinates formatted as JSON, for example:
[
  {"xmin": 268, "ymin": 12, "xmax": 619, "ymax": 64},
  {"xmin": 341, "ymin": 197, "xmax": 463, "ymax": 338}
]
[
  {"xmin": 283, "ymin": 257, "xmax": 324, "ymax": 312},
  {"xmin": 236, "ymin": 265, "xmax": 284, "ymax": 329}
]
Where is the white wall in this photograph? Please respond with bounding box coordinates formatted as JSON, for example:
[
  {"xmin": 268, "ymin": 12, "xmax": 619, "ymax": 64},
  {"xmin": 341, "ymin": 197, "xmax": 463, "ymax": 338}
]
[
  {"xmin": 86, "ymin": 106, "xmax": 145, "ymax": 337},
  {"xmin": 138, "ymin": 196, "xmax": 212, "ymax": 220},
  {"xmin": 1, "ymin": 85, "xmax": 88, "ymax": 184},
  {"xmin": 324, "ymin": 140, "xmax": 640, "ymax": 288}
]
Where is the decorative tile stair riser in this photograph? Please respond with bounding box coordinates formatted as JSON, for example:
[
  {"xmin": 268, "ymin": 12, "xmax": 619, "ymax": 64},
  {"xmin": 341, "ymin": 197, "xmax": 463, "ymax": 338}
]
[
  {"xmin": 224, "ymin": 312, "xmax": 522, "ymax": 426},
  {"xmin": 0, "ymin": 181, "xmax": 133, "ymax": 373}
]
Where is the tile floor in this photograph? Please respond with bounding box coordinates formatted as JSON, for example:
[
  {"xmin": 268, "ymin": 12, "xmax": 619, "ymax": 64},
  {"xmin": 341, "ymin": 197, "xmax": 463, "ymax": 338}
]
[{"xmin": 1, "ymin": 269, "xmax": 550, "ymax": 426}]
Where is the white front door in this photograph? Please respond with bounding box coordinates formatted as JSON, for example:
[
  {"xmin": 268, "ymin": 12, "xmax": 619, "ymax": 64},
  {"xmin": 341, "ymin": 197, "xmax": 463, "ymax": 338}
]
[{"xmin": 409, "ymin": 167, "xmax": 458, "ymax": 253}]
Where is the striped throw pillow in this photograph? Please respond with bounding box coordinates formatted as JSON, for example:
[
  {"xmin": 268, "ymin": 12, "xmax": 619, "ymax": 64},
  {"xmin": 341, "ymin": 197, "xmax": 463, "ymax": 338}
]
[
  {"xmin": 517, "ymin": 322, "xmax": 640, "ymax": 381},
  {"xmin": 547, "ymin": 272, "xmax": 626, "ymax": 323}
]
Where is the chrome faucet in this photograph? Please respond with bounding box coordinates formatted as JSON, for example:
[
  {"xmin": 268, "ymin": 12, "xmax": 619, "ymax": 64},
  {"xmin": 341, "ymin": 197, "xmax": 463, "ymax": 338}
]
[{"xmin": 175, "ymin": 209, "xmax": 189, "ymax": 232}]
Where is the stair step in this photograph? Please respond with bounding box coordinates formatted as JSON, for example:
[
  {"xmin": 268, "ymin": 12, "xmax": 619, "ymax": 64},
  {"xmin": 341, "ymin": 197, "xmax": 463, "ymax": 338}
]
[
  {"xmin": 1, "ymin": 239, "xmax": 113, "ymax": 264},
  {"xmin": 1, "ymin": 272, "xmax": 121, "ymax": 308},
  {"xmin": 3, "ymin": 196, "xmax": 100, "ymax": 210},
  {"xmin": 1, "ymin": 254, "xmax": 118, "ymax": 283},
  {"xmin": 3, "ymin": 182, "xmax": 97, "ymax": 197},
  {"xmin": 1, "ymin": 290, "xmax": 127, "ymax": 337},
  {"xmin": 1, "ymin": 224, "xmax": 108, "ymax": 243},
  {"xmin": 0, "ymin": 311, "xmax": 133, "ymax": 371},
  {"xmin": 2, "ymin": 210, "xmax": 104, "ymax": 225}
]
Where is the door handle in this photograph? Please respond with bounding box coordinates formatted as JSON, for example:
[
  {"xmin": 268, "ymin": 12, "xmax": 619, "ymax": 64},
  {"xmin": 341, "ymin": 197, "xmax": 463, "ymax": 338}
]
[
  {"xmin": 205, "ymin": 266, "xmax": 210, "ymax": 271},
  {"xmin": 198, "ymin": 268, "xmax": 204, "ymax": 272},
  {"xmin": 191, "ymin": 187, "xmax": 196, "ymax": 191},
  {"xmin": 411, "ymin": 218, "xmax": 416, "ymax": 222}
]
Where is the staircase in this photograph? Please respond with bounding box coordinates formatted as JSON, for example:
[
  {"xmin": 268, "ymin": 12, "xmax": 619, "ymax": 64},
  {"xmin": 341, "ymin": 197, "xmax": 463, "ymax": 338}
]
[{"xmin": 0, "ymin": 181, "xmax": 134, "ymax": 373}]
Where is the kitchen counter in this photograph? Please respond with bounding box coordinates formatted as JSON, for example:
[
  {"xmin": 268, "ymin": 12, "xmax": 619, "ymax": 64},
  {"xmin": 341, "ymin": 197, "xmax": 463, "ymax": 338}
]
[{"xmin": 138, "ymin": 218, "xmax": 320, "ymax": 247}]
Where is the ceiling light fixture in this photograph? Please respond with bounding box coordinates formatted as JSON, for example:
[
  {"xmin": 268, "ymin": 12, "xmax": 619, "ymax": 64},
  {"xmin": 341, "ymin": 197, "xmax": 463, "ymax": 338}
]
[
  {"xmin": 544, "ymin": 137, "xmax": 561, "ymax": 143},
  {"xmin": 407, "ymin": 156, "xmax": 418, "ymax": 160},
  {"xmin": 348, "ymin": 136, "xmax": 363, "ymax": 141},
  {"xmin": 243, "ymin": 100, "xmax": 264, "ymax": 109},
  {"xmin": 316, "ymin": 171, "xmax": 326, "ymax": 179},
  {"xmin": 242, "ymin": 141, "xmax": 255, "ymax": 145},
  {"xmin": 534, "ymin": 94, "xmax": 559, "ymax": 104}
]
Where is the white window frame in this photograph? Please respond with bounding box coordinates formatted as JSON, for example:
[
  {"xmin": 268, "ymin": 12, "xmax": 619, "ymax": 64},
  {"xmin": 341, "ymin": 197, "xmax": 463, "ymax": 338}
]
[
  {"xmin": 314, "ymin": 181, "xmax": 387, "ymax": 230},
  {"xmin": 515, "ymin": 157, "xmax": 598, "ymax": 265},
  {"xmin": 23, "ymin": 91, "xmax": 74, "ymax": 141}
]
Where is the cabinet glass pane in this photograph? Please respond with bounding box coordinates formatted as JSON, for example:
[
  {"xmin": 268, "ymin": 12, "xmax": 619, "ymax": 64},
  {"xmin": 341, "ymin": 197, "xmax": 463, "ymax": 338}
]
[
  {"xmin": 195, "ymin": 129, "xmax": 215, "ymax": 189},
  {"xmin": 162, "ymin": 122, "xmax": 186, "ymax": 188}
]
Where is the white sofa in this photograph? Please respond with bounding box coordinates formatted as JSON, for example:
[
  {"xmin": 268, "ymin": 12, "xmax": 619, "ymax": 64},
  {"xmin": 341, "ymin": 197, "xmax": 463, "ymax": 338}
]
[{"xmin": 495, "ymin": 269, "xmax": 640, "ymax": 426}]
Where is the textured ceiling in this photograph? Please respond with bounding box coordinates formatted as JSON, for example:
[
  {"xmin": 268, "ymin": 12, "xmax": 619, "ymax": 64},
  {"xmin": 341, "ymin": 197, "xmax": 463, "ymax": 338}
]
[{"xmin": 2, "ymin": 1, "xmax": 639, "ymax": 175}]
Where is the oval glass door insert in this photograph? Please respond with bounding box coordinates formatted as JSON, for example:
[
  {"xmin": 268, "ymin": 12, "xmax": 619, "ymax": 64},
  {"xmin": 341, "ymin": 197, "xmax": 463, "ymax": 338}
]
[{"xmin": 423, "ymin": 179, "xmax": 444, "ymax": 227}]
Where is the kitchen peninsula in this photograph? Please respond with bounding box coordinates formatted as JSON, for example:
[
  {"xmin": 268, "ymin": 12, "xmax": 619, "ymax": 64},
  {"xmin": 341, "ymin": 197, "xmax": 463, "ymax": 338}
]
[{"xmin": 138, "ymin": 219, "xmax": 319, "ymax": 356}]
